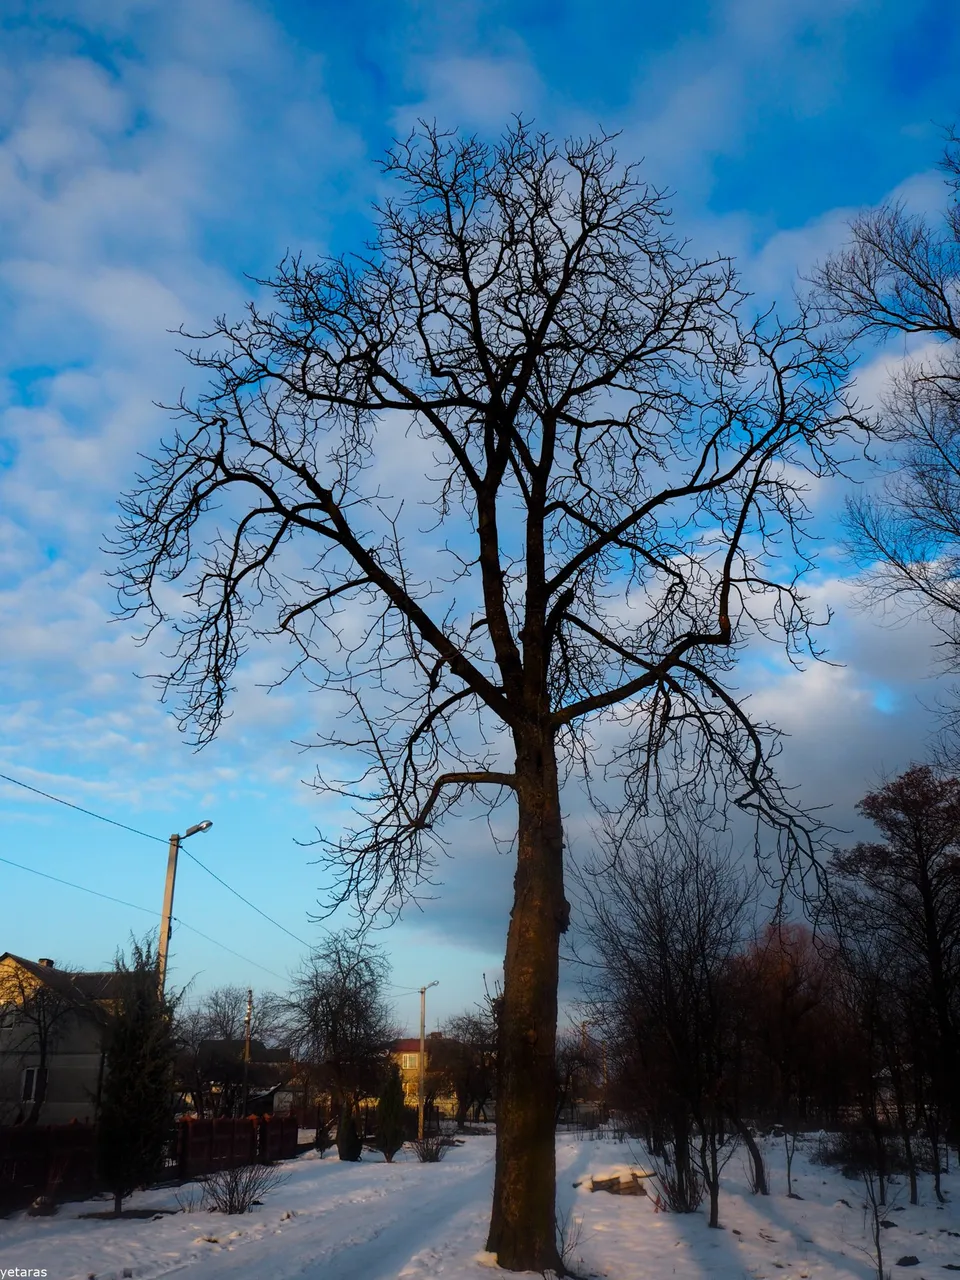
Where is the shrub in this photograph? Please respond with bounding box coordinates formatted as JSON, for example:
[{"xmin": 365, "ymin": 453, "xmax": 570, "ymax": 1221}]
[
  {"xmin": 314, "ymin": 1121, "xmax": 336, "ymax": 1158},
  {"xmin": 201, "ymin": 1164, "xmax": 289, "ymax": 1214},
  {"xmin": 411, "ymin": 1134, "xmax": 454, "ymax": 1163},
  {"xmin": 813, "ymin": 1130, "xmax": 908, "ymax": 1180},
  {"xmin": 556, "ymin": 1207, "xmax": 587, "ymax": 1273},
  {"xmin": 648, "ymin": 1145, "xmax": 704, "ymax": 1213},
  {"xmin": 336, "ymin": 1107, "xmax": 363, "ymax": 1162}
]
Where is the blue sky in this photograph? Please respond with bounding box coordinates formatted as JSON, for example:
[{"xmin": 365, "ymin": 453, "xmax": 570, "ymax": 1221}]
[{"xmin": 0, "ymin": 0, "xmax": 957, "ymax": 1027}]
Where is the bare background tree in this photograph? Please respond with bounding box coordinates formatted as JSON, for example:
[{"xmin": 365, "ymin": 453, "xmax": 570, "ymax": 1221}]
[
  {"xmin": 577, "ymin": 822, "xmax": 756, "ymax": 1227},
  {"xmin": 175, "ymin": 984, "xmax": 285, "ymax": 1118},
  {"xmin": 815, "ymin": 134, "xmax": 960, "ymax": 761},
  {"xmin": 0, "ymin": 963, "xmax": 82, "ymax": 1126},
  {"xmin": 284, "ymin": 932, "xmax": 394, "ymax": 1159},
  {"xmin": 436, "ymin": 1007, "xmax": 498, "ymax": 1130},
  {"xmin": 183, "ymin": 984, "xmax": 284, "ymax": 1044},
  {"xmin": 117, "ymin": 121, "xmax": 858, "ymax": 1270}
]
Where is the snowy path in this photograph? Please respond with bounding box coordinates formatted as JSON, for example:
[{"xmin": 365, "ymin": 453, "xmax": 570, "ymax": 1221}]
[
  {"xmin": 173, "ymin": 1147, "xmax": 495, "ymax": 1280},
  {"xmin": 8, "ymin": 1134, "xmax": 960, "ymax": 1279}
]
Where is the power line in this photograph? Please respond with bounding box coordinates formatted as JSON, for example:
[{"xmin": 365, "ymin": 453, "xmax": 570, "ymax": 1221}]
[
  {"xmin": 0, "ymin": 771, "xmax": 166, "ymax": 843},
  {"xmin": 172, "ymin": 919, "xmax": 288, "ymax": 982},
  {"xmin": 0, "ymin": 854, "xmax": 157, "ymax": 916},
  {"xmin": 177, "ymin": 847, "xmax": 312, "ymax": 949},
  {"xmin": 0, "ymin": 854, "xmax": 286, "ymax": 983},
  {"xmin": 0, "ymin": 767, "xmax": 315, "ymax": 950}
]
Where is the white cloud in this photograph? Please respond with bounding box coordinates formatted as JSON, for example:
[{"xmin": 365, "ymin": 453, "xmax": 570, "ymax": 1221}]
[{"xmin": 394, "ymin": 53, "xmax": 543, "ymax": 133}]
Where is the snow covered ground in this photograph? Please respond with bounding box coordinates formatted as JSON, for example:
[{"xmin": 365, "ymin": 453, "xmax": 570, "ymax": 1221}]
[{"xmin": 5, "ymin": 1132, "xmax": 960, "ymax": 1279}]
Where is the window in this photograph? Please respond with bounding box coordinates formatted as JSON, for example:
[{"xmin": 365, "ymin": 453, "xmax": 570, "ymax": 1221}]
[
  {"xmin": 401, "ymin": 1053, "xmax": 419, "ymax": 1071},
  {"xmin": 21, "ymin": 1067, "xmax": 45, "ymax": 1103},
  {"xmin": 0, "ymin": 1005, "xmax": 18, "ymax": 1030}
]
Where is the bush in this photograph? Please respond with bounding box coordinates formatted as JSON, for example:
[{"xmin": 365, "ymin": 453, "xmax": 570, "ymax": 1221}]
[
  {"xmin": 411, "ymin": 1134, "xmax": 454, "ymax": 1163},
  {"xmin": 201, "ymin": 1164, "xmax": 289, "ymax": 1214},
  {"xmin": 556, "ymin": 1207, "xmax": 586, "ymax": 1273},
  {"xmin": 175, "ymin": 1184, "xmax": 204, "ymax": 1213},
  {"xmin": 813, "ymin": 1130, "xmax": 909, "ymax": 1180},
  {"xmin": 648, "ymin": 1145, "xmax": 704, "ymax": 1213},
  {"xmin": 336, "ymin": 1107, "xmax": 363, "ymax": 1162},
  {"xmin": 314, "ymin": 1121, "xmax": 336, "ymax": 1158}
]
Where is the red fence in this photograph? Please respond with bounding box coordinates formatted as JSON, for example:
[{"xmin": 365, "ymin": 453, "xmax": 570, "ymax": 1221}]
[
  {"xmin": 0, "ymin": 1121, "xmax": 98, "ymax": 1206},
  {"xmin": 175, "ymin": 1115, "xmax": 299, "ymax": 1179},
  {"xmin": 0, "ymin": 1115, "xmax": 300, "ymax": 1205}
]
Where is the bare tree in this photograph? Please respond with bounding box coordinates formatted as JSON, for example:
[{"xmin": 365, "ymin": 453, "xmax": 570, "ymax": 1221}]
[
  {"xmin": 116, "ymin": 122, "xmax": 858, "ymax": 1270},
  {"xmin": 436, "ymin": 1009, "xmax": 497, "ymax": 1129},
  {"xmin": 189, "ymin": 984, "xmax": 284, "ymax": 1044},
  {"xmin": 175, "ymin": 985, "xmax": 285, "ymax": 1117},
  {"xmin": 0, "ymin": 963, "xmax": 84, "ymax": 1126},
  {"xmin": 284, "ymin": 932, "xmax": 394, "ymax": 1155},
  {"xmin": 814, "ymin": 134, "xmax": 960, "ymax": 758},
  {"xmin": 554, "ymin": 1028, "xmax": 599, "ymax": 1127},
  {"xmin": 577, "ymin": 820, "xmax": 757, "ymax": 1228}
]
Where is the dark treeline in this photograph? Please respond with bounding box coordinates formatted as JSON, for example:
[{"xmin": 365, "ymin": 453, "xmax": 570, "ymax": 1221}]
[{"xmin": 577, "ymin": 764, "xmax": 960, "ymax": 1225}]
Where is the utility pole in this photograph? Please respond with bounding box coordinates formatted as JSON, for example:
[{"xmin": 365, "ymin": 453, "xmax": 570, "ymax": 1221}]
[
  {"xmin": 417, "ymin": 980, "xmax": 439, "ymax": 1140},
  {"xmin": 242, "ymin": 987, "xmax": 253, "ymax": 1117},
  {"xmin": 157, "ymin": 834, "xmax": 181, "ymax": 996},
  {"xmin": 156, "ymin": 820, "xmax": 213, "ymax": 995}
]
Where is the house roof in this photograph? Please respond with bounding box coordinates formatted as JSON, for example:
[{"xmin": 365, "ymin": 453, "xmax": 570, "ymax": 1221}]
[
  {"xmin": 196, "ymin": 1038, "xmax": 291, "ymax": 1066},
  {"xmin": 0, "ymin": 954, "xmax": 121, "ymax": 1021},
  {"xmin": 392, "ymin": 1035, "xmax": 444, "ymax": 1054},
  {"xmin": 393, "ymin": 1038, "xmax": 423, "ymax": 1054}
]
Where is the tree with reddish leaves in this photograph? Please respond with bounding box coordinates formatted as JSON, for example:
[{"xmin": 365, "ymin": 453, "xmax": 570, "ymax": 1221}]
[
  {"xmin": 117, "ymin": 122, "xmax": 858, "ymax": 1271},
  {"xmin": 736, "ymin": 922, "xmax": 839, "ymax": 1125},
  {"xmin": 829, "ymin": 766, "xmax": 960, "ymax": 1147}
]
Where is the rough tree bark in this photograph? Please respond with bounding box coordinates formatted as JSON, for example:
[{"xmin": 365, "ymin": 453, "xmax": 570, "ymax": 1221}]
[
  {"xmin": 487, "ymin": 728, "xmax": 565, "ymax": 1261},
  {"xmin": 117, "ymin": 123, "xmax": 858, "ymax": 1271}
]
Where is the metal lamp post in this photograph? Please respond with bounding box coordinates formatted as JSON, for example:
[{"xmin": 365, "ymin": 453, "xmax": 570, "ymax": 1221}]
[{"xmin": 417, "ymin": 980, "xmax": 439, "ymax": 1139}]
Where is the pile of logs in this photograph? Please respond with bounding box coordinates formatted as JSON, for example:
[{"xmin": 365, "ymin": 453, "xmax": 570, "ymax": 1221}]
[{"xmin": 581, "ymin": 1171, "xmax": 652, "ymax": 1196}]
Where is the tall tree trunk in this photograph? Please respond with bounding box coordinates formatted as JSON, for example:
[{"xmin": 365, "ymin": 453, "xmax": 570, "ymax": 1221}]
[
  {"xmin": 486, "ymin": 732, "xmax": 566, "ymax": 1273},
  {"xmin": 701, "ymin": 1128, "xmax": 721, "ymax": 1228},
  {"xmin": 730, "ymin": 1114, "xmax": 768, "ymax": 1195}
]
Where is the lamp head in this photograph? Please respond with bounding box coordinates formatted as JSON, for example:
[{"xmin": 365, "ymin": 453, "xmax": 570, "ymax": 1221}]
[{"xmin": 184, "ymin": 820, "xmax": 213, "ymax": 838}]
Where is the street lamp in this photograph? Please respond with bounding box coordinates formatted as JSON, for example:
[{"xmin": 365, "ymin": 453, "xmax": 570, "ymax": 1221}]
[
  {"xmin": 417, "ymin": 980, "xmax": 439, "ymax": 1140},
  {"xmin": 157, "ymin": 820, "xmax": 213, "ymax": 993}
]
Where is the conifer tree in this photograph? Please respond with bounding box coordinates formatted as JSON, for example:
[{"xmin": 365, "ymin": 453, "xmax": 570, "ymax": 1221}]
[
  {"xmin": 96, "ymin": 938, "xmax": 178, "ymax": 1215},
  {"xmin": 375, "ymin": 1063, "xmax": 406, "ymax": 1162},
  {"xmin": 336, "ymin": 1103, "xmax": 363, "ymax": 1162}
]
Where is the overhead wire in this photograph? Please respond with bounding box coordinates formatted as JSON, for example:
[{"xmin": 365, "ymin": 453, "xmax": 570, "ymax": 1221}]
[
  {"xmin": 0, "ymin": 767, "xmax": 315, "ymax": 952},
  {"xmin": 0, "ymin": 771, "xmax": 166, "ymax": 844},
  {"xmin": 176, "ymin": 846, "xmax": 312, "ymax": 949},
  {"xmin": 0, "ymin": 854, "xmax": 285, "ymax": 981},
  {"xmin": 0, "ymin": 854, "xmax": 158, "ymax": 917},
  {"xmin": 171, "ymin": 919, "xmax": 288, "ymax": 982}
]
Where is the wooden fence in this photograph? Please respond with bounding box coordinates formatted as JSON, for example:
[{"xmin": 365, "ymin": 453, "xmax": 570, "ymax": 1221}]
[
  {"xmin": 0, "ymin": 1121, "xmax": 98, "ymax": 1207},
  {"xmin": 175, "ymin": 1114, "xmax": 299, "ymax": 1179},
  {"xmin": 0, "ymin": 1114, "xmax": 300, "ymax": 1205}
]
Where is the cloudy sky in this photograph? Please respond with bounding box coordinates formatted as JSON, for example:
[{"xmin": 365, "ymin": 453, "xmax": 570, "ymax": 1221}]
[{"xmin": 0, "ymin": 0, "xmax": 957, "ymax": 1027}]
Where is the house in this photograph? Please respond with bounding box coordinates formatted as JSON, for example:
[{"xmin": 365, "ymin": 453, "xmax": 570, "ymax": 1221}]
[
  {"xmin": 177, "ymin": 1037, "xmax": 295, "ymax": 1118},
  {"xmin": 391, "ymin": 1031, "xmax": 457, "ymax": 1116},
  {"xmin": 0, "ymin": 954, "xmax": 120, "ymax": 1125}
]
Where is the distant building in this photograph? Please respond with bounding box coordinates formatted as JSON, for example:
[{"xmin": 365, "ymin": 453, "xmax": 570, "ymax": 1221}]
[
  {"xmin": 178, "ymin": 1038, "xmax": 295, "ymax": 1118},
  {"xmin": 0, "ymin": 954, "xmax": 121, "ymax": 1125},
  {"xmin": 391, "ymin": 1031, "xmax": 456, "ymax": 1116}
]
